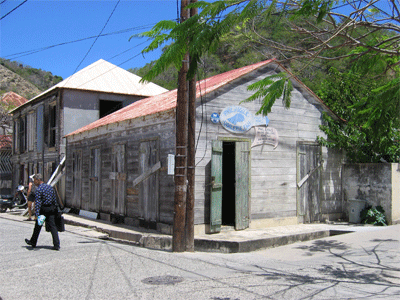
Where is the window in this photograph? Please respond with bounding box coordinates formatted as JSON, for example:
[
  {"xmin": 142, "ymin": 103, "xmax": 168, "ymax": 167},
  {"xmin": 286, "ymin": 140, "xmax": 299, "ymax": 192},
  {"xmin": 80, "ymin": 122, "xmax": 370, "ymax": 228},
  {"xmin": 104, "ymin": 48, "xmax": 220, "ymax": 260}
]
[
  {"xmin": 18, "ymin": 116, "xmax": 27, "ymax": 153},
  {"xmin": 49, "ymin": 104, "xmax": 56, "ymax": 148},
  {"xmin": 99, "ymin": 100, "xmax": 123, "ymax": 118},
  {"xmin": 36, "ymin": 105, "xmax": 44, "ymax": 153},
  {"xmin": 13, "ymin": 120, "xmax": 18, "ymax": 153},
  {"xmin": 27, "ymin": 112, "xmax": 36, "ymax": 152},
  {"xmin": 90, "ymin": 148, "xmax": 100, "ymax": 179}
]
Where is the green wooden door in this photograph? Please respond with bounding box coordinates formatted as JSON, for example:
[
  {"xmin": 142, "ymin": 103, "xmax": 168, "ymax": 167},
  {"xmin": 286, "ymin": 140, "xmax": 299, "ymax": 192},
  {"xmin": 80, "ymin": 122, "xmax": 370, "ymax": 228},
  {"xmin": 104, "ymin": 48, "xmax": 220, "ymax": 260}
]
[
  {"xmin": 235, "ymin": 141, "xmax": 250, "ymax": 230},
  {"xmin": 210, "ymin": 140, "xmax": 223, "ymax": 233}
]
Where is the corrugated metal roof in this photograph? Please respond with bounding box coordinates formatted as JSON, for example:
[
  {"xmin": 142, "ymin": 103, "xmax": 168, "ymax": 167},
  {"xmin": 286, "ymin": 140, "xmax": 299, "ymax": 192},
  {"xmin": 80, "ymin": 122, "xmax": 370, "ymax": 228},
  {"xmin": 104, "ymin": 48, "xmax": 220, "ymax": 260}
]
[
  {"xmin": 67, "ymin": 59, "xmax": 275, "ymax": 137},
  {"xmin": 11, "ymin": 59, "xmax": 168, "ymax": 113},
  {"xmin": 1, "ymin": 92, "xmax": 28, "ymax": 108}
]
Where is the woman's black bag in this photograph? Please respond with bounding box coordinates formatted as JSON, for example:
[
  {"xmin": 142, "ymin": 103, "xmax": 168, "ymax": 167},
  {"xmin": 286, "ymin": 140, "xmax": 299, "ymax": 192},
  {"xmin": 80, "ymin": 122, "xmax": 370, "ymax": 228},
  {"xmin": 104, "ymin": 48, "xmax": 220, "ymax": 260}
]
[{"xmin": 55, "ymin": 211, "xmax": 65, "ymax": 232}]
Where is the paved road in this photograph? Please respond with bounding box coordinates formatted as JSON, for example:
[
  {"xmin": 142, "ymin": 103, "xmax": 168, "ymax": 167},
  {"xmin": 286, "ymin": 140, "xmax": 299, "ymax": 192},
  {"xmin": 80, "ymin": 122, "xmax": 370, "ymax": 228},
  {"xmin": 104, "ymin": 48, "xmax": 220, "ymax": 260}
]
[{"xmin": 1, "ymin": 217, "xmax": 399, "ymax": 300}]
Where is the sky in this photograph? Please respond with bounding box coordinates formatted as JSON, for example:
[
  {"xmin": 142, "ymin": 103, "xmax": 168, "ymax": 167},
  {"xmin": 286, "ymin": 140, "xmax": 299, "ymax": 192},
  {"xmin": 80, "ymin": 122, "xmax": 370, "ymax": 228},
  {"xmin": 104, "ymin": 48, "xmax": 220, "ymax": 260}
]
[
  {"xmin": 1, "ymin": 0, "xmax": 396, "ymax": 81},
  {"xmin": 0, "ymin": 0, "xmax": 180, "ymax": 80}
]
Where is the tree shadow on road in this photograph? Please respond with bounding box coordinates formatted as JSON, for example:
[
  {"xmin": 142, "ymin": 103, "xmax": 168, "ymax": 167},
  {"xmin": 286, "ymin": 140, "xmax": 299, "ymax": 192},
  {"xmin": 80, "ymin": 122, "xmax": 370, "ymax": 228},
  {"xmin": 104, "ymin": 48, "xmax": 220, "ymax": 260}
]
[{"xmin": 253, "ymin": 238, "xmax": 400, "ymax": 299}]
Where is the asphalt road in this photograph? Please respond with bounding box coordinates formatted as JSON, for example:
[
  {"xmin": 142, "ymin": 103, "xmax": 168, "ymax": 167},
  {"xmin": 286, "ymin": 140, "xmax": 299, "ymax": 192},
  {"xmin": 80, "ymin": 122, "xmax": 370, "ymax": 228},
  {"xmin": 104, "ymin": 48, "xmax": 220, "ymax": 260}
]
[{"xmin": 1, "ymin": 217, "xmax": 399, "ymax": 300}]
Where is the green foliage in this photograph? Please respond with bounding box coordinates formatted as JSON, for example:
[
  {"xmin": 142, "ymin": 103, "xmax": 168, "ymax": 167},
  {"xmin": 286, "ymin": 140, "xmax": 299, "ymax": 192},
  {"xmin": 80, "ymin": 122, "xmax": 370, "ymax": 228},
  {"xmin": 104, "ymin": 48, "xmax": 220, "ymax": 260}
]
[
  {"xmin": 317, "ymin": 68, "xmax": 400, "ymax": 163},
  {"xmin": 293, "ymin": 0, "xmax": 337, "ymax": 23},
  {"xmin": 360, "ymin": 205, "xmax": 388, "ymax": 226},
  {"xmin": 0, "ymin": 58, "xmax": 63, "ymax": 92},
  {"xmin": 136, "ymin": 0, "xmax": 277, "ymax": 80},
  {"xmin": 135, "ymin": 0, "xmax": 400, "ymax": 164},
  {"xmin": 242, "ymin": 73, "xmax": 293, "ymax": 115}
]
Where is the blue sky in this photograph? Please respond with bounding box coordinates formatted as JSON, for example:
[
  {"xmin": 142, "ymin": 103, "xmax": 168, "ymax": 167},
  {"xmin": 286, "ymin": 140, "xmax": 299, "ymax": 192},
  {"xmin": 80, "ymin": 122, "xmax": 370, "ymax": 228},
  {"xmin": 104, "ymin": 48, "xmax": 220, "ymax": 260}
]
[
  {"xmin": 0, "ymin": 0, "xmax": 179, "ymax": 79},
  {"xmin": 1, "ymin": 1, "xmax": 396, "ymax": 81}
]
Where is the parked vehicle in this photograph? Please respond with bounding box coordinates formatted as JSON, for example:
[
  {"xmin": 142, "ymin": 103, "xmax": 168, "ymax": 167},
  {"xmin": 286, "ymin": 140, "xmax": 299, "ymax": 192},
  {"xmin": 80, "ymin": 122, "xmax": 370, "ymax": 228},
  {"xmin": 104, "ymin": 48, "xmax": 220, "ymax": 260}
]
[{"xmin": 0, "ymin": 185, "xmax": 28, "ymax": 212}]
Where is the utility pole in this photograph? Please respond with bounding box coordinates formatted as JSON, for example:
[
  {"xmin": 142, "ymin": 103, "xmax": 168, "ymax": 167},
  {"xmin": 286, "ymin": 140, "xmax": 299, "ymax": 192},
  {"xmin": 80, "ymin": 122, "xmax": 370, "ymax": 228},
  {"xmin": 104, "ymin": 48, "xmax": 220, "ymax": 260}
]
[
  {"xmin": 173, "ymin": 0, "xmax": 190, "ymax": 252},
  {"xmin": 186, "ymin": 0, "xmax": 197, "ymax": 252}
]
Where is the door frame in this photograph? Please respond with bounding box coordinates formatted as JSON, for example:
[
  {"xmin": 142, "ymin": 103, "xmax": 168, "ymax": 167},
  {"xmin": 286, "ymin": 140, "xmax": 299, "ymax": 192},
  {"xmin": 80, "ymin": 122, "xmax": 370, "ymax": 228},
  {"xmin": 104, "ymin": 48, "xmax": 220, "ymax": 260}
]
[{"xmin": 210, "ymin": 137, "xmax": 251, "ymax": 233}]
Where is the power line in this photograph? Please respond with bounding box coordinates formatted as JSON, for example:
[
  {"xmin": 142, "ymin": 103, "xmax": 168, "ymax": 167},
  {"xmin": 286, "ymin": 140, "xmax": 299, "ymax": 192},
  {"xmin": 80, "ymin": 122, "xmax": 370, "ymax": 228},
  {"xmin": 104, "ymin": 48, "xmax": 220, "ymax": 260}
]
[
  {"xmin": 72, "ymin": 0, "xmax": 121, "ymax": 74},
  {"xmin": 4, "ymin": 24, "xmax": 158, "ymax": 60},
  {"xmin": 0, "ymin": 0, "xmax": 28, "ymax": 21}
]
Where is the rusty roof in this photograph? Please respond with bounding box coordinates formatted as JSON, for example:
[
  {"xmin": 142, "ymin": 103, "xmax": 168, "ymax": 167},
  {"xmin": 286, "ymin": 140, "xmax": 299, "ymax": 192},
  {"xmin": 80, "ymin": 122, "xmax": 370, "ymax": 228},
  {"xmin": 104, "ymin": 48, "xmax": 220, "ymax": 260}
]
[
  {"xmin": 67, "ymin": 60, "xmax": 274, "ymax": 137},
  {"xmin": 0, "ymin": 135, "xmax": 12, "ymax": 150},
  {"xmin": 1, "ymin": 92, "xmax": 28, "ymax": 108},
  {"xmin": 67, "ymin": 59, "xmax": 336, "ymax": 138}
]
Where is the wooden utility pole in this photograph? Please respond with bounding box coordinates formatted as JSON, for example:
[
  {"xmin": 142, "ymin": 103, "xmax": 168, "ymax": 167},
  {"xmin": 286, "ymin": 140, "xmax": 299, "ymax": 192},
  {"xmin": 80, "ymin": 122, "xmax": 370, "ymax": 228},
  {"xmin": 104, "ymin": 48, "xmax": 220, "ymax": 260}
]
[
  {"xmin": 185, "ymin": 0, "xmax": 197, "ymax": 252},
  {"xmin": 173, "ymin": 0, "xmax": 190, "ymax": 252}
]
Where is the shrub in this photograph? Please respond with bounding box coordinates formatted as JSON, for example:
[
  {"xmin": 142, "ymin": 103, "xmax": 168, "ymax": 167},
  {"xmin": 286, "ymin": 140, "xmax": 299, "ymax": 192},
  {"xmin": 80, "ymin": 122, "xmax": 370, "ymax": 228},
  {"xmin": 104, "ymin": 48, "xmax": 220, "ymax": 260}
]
[{"xmin": 360, "ymin": 205, "xmax": 388, "ymax": 226}]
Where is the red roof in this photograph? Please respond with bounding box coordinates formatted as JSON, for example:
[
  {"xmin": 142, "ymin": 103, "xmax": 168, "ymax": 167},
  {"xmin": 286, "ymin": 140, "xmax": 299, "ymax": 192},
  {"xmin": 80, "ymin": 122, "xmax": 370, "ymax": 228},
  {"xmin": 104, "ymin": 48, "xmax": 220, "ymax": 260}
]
[
  {"xmin": 0, "ymin": 135, "xmax": 12, "ymax": 150},
  {"xmin": 67, "ymin": 60, "xmax": 275, "ymax": 137},
  {"xmin": 1, "ymin": 92, "xmax": 28, "ymax": 108}
]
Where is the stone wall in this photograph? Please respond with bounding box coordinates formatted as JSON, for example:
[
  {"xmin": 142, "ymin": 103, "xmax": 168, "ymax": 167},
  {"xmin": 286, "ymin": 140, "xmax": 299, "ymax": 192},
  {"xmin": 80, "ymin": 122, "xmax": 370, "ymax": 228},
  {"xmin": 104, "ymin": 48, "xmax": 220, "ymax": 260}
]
[{"xmin": 342, "ymin": 163, "xmax": 400, "ymax": 224}]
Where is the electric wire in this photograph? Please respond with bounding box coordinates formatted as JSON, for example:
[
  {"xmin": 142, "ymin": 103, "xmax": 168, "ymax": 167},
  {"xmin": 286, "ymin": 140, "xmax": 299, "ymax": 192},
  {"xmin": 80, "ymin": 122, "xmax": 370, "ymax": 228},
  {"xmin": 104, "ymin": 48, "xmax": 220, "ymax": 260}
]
[
  {"xmin": 72, "ymin": 0, "xmax": 121, "ymax": 75},
  {"xmin": 3, "ymin": 24, "xmax": 159, "ymax": 61},
  {"xmin": 0, "ymin": 0, "xmax": 28, "ymax": 21}
]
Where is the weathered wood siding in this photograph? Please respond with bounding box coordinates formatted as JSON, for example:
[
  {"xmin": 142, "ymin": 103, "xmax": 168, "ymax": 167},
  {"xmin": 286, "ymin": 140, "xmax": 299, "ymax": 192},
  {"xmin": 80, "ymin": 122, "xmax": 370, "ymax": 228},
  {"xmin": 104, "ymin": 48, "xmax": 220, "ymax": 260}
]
[
  {"xmin": 193, "ymin": 66, "xmax": 343, "ymax": 225},
  {"xmin": 65, "ymin": 64, "xmax": 344, "ymax": 231},
  {"xmin": 66, "ymin": 111, "xmax": 176, "ymax": 224},
  {"xmin": 11, "ymin": 92, "xmax": 61, "ymax": 187}
]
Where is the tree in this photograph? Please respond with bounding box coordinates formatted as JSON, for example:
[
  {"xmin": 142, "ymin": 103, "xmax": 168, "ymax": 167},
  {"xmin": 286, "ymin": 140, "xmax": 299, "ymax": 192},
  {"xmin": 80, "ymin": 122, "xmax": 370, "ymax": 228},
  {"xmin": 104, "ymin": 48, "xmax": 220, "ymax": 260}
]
[
  {"xmin": 135, "ymin": 0, "xmax": 399, "ymax": 161},
  {"xmin": 317, "ymin": 68, "xmax": 400, "ymax": 163}
]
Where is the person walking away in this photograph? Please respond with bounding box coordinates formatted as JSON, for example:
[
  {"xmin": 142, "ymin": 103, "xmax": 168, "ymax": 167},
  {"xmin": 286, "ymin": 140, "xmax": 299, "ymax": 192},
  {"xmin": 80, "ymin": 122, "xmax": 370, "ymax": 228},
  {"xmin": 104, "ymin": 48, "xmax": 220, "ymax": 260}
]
[
  {"xmin": 25, "ymin": 174, "xmax": 60, "ymax": 250},
  {"xmin": 26, "ymin": 174, "xmax": 37, "ymax": 221}
]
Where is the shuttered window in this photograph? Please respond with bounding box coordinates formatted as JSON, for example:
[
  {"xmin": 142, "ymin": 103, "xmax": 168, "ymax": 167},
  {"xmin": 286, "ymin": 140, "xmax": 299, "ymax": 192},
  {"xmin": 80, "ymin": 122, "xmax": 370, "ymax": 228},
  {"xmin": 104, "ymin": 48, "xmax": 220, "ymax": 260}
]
[
  {"xmin": 49, "ymin": 104, "xmax": 56, "ymax": 147},
  {"xmin": 18, "ymin": 116, "xmax": 27, "ymax": 153}
]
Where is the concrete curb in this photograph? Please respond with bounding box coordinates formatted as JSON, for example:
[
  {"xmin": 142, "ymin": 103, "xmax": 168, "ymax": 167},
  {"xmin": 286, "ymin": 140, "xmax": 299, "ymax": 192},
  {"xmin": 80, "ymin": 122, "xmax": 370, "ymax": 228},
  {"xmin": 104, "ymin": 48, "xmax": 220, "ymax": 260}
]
[
  {"xmin": 194, "ymin": 231, "xmax": 331, "ymax": 253},
  {"xmin": 3, "ymin": 210, "xmax": 383, "ymax": 253}
]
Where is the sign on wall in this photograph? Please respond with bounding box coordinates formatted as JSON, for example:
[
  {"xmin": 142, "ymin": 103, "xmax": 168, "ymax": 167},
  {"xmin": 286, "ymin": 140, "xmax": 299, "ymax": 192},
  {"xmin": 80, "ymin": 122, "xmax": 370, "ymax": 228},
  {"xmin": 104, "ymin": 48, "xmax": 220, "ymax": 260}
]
[
  {"xmin": 251, "ymin": 127, "xmax": 279, "ymax": 149},
  {"xmin": 211, "ymin": 105, "xmax": 279, "ymax": 148},
  {"xmin": 217, "ymin": 106, "xmax": 269, "ymax": 133}
]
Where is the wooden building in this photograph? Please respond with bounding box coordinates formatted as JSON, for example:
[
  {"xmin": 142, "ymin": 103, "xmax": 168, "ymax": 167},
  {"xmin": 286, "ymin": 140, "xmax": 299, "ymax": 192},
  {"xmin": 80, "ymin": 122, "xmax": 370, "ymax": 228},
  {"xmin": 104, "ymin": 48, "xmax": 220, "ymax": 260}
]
[
  {"xmin": 1, "ymin": 92, "xmax": 28, "ymax": 195},
  {"xmin": 10, "ymin": 59, "xmax": 167, "ymax": 194},
  {"xmin": 65, "ymin": 59, "xmax": 344, "ymax": 234}
]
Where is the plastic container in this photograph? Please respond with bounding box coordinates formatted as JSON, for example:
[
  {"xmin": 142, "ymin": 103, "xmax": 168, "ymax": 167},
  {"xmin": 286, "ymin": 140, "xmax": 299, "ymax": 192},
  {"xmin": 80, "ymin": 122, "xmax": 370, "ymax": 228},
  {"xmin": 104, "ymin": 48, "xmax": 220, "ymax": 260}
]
[{"xmin": 37, "ymin": 215, "xmax": 46, "ymax": 226}]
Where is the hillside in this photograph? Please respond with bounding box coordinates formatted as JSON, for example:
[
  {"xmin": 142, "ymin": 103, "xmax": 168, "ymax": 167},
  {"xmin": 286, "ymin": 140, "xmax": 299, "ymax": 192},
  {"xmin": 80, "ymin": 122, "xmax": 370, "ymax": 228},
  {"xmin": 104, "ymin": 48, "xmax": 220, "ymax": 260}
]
[{"xmin": 0, "ymin": 58, "xmax": 63, "ymax": 100}]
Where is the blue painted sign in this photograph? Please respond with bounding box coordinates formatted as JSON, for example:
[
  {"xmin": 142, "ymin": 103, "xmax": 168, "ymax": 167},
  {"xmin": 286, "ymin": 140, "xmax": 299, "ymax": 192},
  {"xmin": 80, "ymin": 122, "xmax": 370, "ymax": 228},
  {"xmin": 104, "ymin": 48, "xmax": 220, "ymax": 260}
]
[
  {"xmin": 220, "ymin": 106, "xmax": 253, "ymax": 133},
  {"xmin": 219, "ymin": 106, "xmax": 269, "ymax": 133},
  {"xmin": 210, "ymin": 113, "xmax": 220, "ymax": 124}
]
